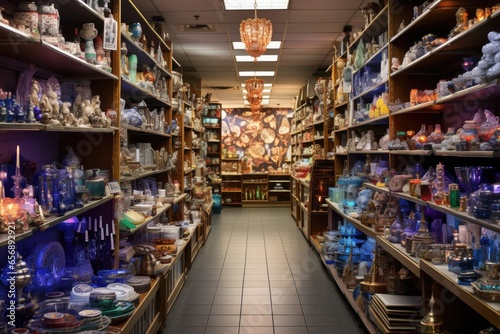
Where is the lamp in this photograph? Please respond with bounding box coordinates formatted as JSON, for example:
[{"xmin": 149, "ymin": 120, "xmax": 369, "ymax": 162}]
[
  {"xmin": 240, "ymin": 0, "xmax": 273, "ymax": 60},
  {"xmin": 245, "ymin": 77, "xmax": 264, "ymax": 96},
  {"xmin": 246, "ymin": 91, "xmax": 263, "ymax": 105}
]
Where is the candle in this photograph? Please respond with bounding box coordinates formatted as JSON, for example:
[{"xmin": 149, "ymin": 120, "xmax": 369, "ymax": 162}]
[
  {"xmin": 136, "ymin": 148, "xmax": 140, "ymax": 162},
  {"xmin": 110, "ymin": 233, "xmax": 114, "ymax": 250},
  {"xmin": 16, "ymin": 145, "xmax": 20, "ymax": 169}
]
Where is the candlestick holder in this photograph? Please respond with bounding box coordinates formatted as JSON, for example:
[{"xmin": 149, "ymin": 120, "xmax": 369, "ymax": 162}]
[{"xmin": 11, "ymin": 167, "xmax": 24, "ymax": 199}]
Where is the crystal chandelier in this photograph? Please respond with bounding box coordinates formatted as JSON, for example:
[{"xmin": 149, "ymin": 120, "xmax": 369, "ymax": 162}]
[
  {"xmin": 246, "ymin": 91, "xmax": 263, "ymax": 105},
  {"xmin": 245, "ymin": 78, "xmax": 264, "ymax": 96},
  {"xmin": 240, "ymin": 0, "xmax": 273, "ymax": 60}
]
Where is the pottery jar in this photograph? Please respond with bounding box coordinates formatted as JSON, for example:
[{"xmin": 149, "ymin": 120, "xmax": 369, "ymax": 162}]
[
  {"xmin": 85, "ymin": 169, "xmax": 106, "ymax": 199},
  {"xmin": 38, "ymin": 3, "xmax": 59, "ymax": 37},
  {"xmin": 14, "ymin": 1, "xmax": 38, "ymax": 32}
]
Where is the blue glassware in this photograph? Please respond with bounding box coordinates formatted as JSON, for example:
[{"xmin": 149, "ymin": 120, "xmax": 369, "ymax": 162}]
[{"xmin": 129, "ymin": 22, "xmax": 142, "ymax": 43}]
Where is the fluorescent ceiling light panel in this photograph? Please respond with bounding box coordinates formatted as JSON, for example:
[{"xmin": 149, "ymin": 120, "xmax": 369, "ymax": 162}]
[
  {"xmin": 240, "ymin": 83, "xmax": 273, "ymax": 88},
  {"xmin": 233, "ymin": 41, "xmax": 281, "ymax": 49},
  {"xmin": 239, "ymin": 71, "xmax": 275, "ymax": 76},
  {"xmin": 236, "ymin": 55, "xmax": 278, "ymax": 62},
  {"xmin": 224, "ymin": 0, "xmax": 289, "ymax": 10}
]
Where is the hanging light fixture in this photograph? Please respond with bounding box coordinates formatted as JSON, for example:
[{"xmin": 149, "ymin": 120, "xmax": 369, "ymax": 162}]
[
  {"xmin": 245, "ymin": 77, "xmax": 264, "ymax": 96},
  {"xmin": 240, "ymin": 0, "xmax": 273, "ymax": 60},
  {"xmin": 246, "ymin": 91, "xmax": 263, "ymax": 105}
]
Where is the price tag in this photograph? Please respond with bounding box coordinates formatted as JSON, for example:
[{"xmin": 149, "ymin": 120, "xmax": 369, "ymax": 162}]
[{"xmin": 108, "ymin": 181, "xmax": 121, "ymax": 194}]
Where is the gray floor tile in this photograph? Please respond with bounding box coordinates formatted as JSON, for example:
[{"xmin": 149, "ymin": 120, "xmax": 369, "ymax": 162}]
[
  {"xmin": 217, "ymin": 281, "xmax": 244, "ymax": 288},
  {"xmin": 177, "ymin": 305, "xmax": 212, "ymax": 315},
  {"xmin": 243, "ymin": 280, "xmax": 270, "ymax": 288},
  {"xmin": 204, "ymin": 327, "xmax": 239, "ymax": 334},
  {"xmin": 240, "ymin": 304, "xmax": 272, "ymax": 315},
  {"xmin": 242, "ymin": 295, "xmax": 271, "ymax": 305},
  {"xmin": 213, "ymin": 295, "xmax": 242, "ymax": 305},
  {"xmin": 240, "ymin": 315, "xmax": 273, "ymax": 327},
  {"xmin": 272, "ymin": 304, "xmax": 303, "ymax": 315},
  {"xmin": 274, "ymin": 327, "xmax": 308, "ymax": 334},
  {"xmin": 219, "ymin": 274, "xmax": 244, "ymax": 281},
  {"xmin": 216, "ymin": 287, "xmax": 243, "ymax": 296},
  {"xmin": 207, "ymin": 315, "xmax": 240, "ymax": 326},
  {"xmin": 273, "ymin": 315, "xmax": 306, "ymax": 326},
  {"xmin": 243, "ymin": 287, "xmax": 270, "ymax": 296},
  {"xmin": 171, "ymin": 314, "xmax": 208, "ymax": 327},
  {"xmin": 308, "ymin": 327, "xmax": 343, "ymax": 334},
  {"xmin": 166, "ymin": 207, "xmax": 368, "ymax": 334},
  {"xmin": 301, "ymin": 304, "xmax": 335, "ymax": 315},
  {"xmin": 239, "ymin": 326, "xmax": 274, "ymax": 334},
  {"xmin": 210, "ymin": 305, "xmax": 241, "ymax": 315},
  {"xmin": 166, "ymin": 327, "xmax": 205, "ymax": 334},
  {"xmin": 304, "ymin": 314, "xmax": 340, "ymax": 326},
  {"xmin": 271, "ymin": 294, "xmax": 301, "ymax": 304}
]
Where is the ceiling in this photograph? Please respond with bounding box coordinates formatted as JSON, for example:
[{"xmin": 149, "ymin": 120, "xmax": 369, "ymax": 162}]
[{"xmin": 136, "ymin": 0, "xmax": 369, "ymax": 108}]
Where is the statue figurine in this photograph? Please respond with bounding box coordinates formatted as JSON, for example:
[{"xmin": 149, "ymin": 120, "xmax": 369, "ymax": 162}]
[
  {"xmin": 449, "ymin": 7, "xmax": 468, "ymax": 38},
  {"xmin": 120, "ymin": 42, "xmax": 129, "ymax": 76}
]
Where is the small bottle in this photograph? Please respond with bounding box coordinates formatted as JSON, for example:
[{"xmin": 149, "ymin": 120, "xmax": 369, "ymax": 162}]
[
  {"xmin": 480, "ymin": 228, "xmax": 490, "ymax": 270},
  {"xmin": 256, "ymin": 185, "xmax": 260, "ymax": 200},
  {"xmin": 448, "ymin": 183, "xmax": 460, "ymax": 208}
]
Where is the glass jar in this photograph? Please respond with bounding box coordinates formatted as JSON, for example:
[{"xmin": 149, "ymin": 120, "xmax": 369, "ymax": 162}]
[{"xmin": 85, "ymin": 169, "xmax": 105, "ymax": 200}]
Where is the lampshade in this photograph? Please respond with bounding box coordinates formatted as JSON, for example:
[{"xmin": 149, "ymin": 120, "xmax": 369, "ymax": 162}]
[
  {"xmin": 245, "ymin": 78, "xmax": 264, "ymax": 95},
  {"xmin": 239, "ymin": 0, "xmax": 273, "ymax": 60}
]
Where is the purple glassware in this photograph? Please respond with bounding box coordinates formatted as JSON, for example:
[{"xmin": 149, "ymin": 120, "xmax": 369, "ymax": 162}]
[{"xmin": 454, "ymin": 166, "xmax": 495, "ymax": 195}]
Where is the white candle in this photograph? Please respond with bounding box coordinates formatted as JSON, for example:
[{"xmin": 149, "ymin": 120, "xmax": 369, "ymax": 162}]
[
  {"xmin": 110, "ymin": 233, "xmax": 114, "ymax": 250},
  {"xmin": 16, "ymin": 145, "xmax": 20, "ymax": 169},
  {"xmin": 136, "ymin": 148, "xmax": 140, "ymax": 162}
]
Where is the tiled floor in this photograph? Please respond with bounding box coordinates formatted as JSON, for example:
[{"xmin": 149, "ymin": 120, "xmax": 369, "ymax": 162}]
[{"xmin": 164, "ymin": 207, "xmax": 369, "ymax": 334}]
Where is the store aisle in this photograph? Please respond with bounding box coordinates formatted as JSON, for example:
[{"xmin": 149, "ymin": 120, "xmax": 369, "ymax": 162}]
[{"xmin": 164, "ymin": 207, "xmax": 369, "ymax": 334}]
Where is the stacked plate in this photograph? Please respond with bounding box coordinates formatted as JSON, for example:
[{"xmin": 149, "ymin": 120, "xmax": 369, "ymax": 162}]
[
  {"xmin": 70, "ymin": 284, "xmax": 94, "ymax": 303},
  {"xmin": 368, "ymin": 294, "xmax": 422, "ymax": 334},
  {"xmin": 99, "ymin": 301, "xmax": 135, "ymax": 324},
  {"xmin": 107, "ymin": 283, "xmax": 140, "ymax": 305}
]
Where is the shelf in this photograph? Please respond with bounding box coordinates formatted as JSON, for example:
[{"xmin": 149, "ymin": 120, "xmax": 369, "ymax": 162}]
[
  {"xmin": 123, "ymin": 125, "xmax": 170, "ymax": 137},
  {"xmin": 390, "ymin": 0, "xmax": 460, "ymax": 44},
  {"xmin": 420, "ymin": 260, "xmax": 500, "ymax": 329},
  {"xmin": 376, "ymin": 237, "xmax": 420, "ymax": 278},
  {"xmin": 0, "ymin": 22, "xmax": 118, "ymax": 80},
  {"xmin": 126, "ymin": 203, "xmax": 172, "ymax": 235},
  {"xmin": 221, "ymin": 190, "xmax": 242, "ymax": 193},
  {"xmin": 221, "ymin": 158, "xmax": 240, "ymax": 161},
  {"xmin": 352, "ymin": 80, "xmax": 388, "ymax": 101},
  {"xmin": 242, "ymin": 182, "xmax": 268, "ymax": 185},
  {"xmin": 389, "ymin": 150, "xmax": 433, "ymax": 156},
  {"xmin": 345, "ymin": 5, "xmax": 389, "ymax": 56},
  {"xmin": 121, "ymin": 78, "xmax": 171, "ymax": 106},
  {"xmin": 362, "ymin": 183, "xmax": 500, "ymax": 235},
  {"xmin": 242, "ymin": 200, "xmax": 268, "ymax": 203},
  {"xmin": 268, "ymin": 190, "xmax": 291, "ymax": 193},
  {"xmin": 348, "ymin": 114, "xmax": 389, "ymax": 129},
  {"xmin": 310, "ymin": 237, "xmax": 378, "ymax": 334},
  {"xmin": 121, "ymin": 32, "xmax": 171, "ymax": 78},
  {"xmin": 353, "ymin": 43, "xmax": 389, "ymax": 76},
  {"xmin": 390, "ymin": 9, "xmax": 500, "ymax": 77},
  {"xmin": 325, "ymin": 199, "xmax": 379, "ymax": 239},
  {"xmin": 0, "ymin": 195, "xmax": 113, "ymax": 248},
  {"xmin": 117, "ymin": 276, "xmax": 161, "ymax": 334},
  {"xmin": 120, "ymin": 167, "xmax": 172, "ymax": 182},
  {"xmin": 347, "ymin": 150, "xmax": 390, "ymax": 155},
  {"xmin": 207, "ymin": 152, "xmax": 221, "ymax": 155},
  {"xmin": 0, "ymin": 123, "xmax": 116, "ymax": 133},
  {"xmin": 433, "ymin": 150, "xmax": 500, "ymax": 158}
]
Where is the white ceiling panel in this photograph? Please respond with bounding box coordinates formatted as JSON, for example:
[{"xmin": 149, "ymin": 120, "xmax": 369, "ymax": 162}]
[{"xmin": 134, "ymin": 0, "xmax": 379, "ymax": 108}]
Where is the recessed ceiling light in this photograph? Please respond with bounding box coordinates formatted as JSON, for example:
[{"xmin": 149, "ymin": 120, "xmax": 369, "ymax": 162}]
[
  {"xmin": 233, "ymin": 41, "xmax": 281, "ymax": 50},
  {"xmin": 239, "ymin": 71, "xmax": 275, "ymax": 76},
  {"xmin": 236, "ymin": 55, "xmax": 278, "ymax": 62},
  {"xmin": 224, "ymin": 0, "xmax": 289, "ymax": 10}
]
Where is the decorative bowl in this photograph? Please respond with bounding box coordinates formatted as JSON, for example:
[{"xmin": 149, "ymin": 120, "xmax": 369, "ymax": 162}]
[
  {"xmin": 454, "ymin": 166, "xmax": 495, "ymax": 194},
  {"xmin": 471, "ymin": 279, "xmax": 500, "ymax": 302}
]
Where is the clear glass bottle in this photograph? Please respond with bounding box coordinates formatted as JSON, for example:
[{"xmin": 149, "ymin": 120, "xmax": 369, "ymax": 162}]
[{"xmin": 479, "ymin": 228, "xmax": 490, "ymax": 270}]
